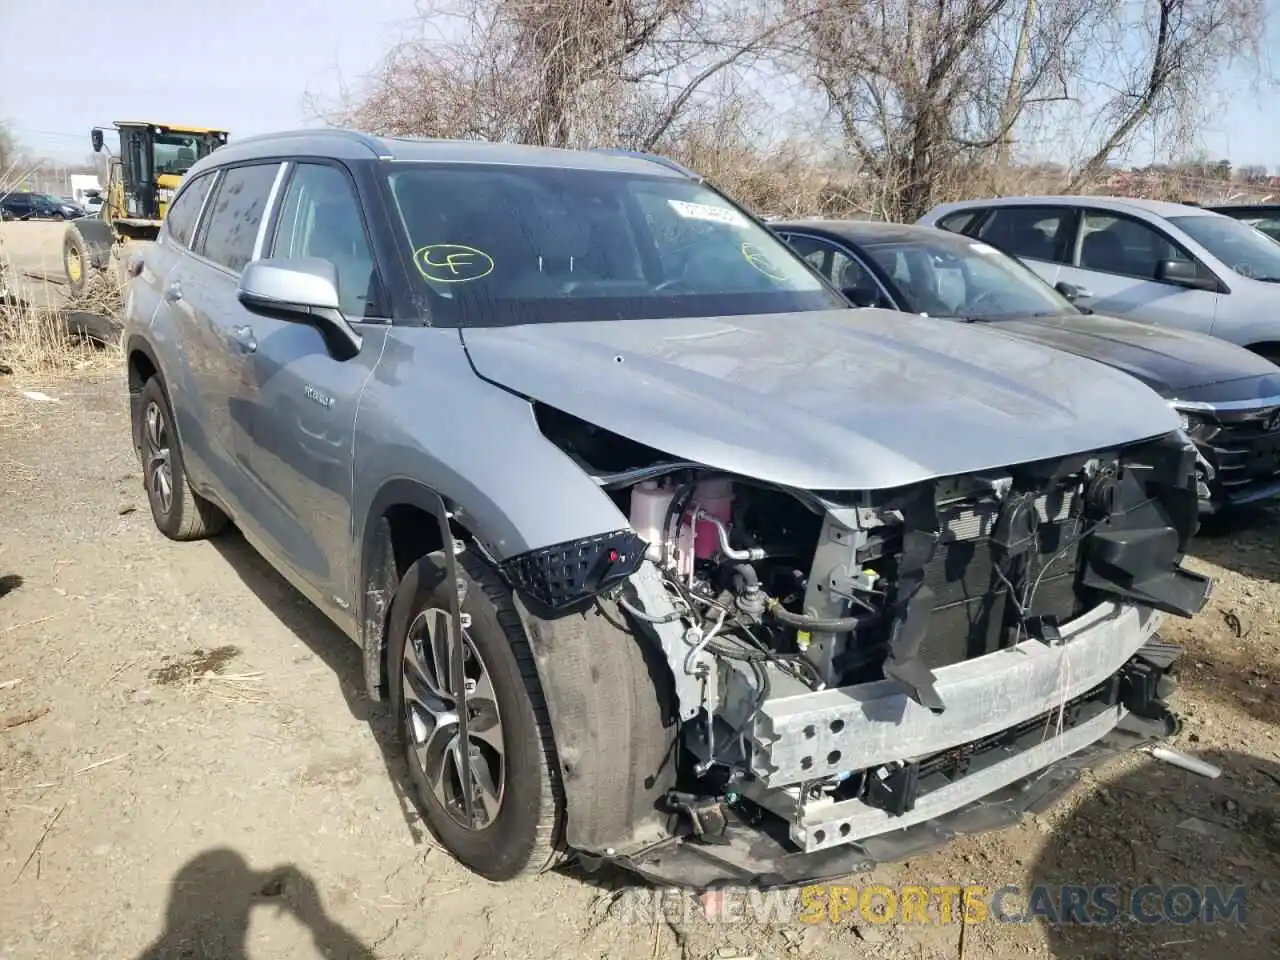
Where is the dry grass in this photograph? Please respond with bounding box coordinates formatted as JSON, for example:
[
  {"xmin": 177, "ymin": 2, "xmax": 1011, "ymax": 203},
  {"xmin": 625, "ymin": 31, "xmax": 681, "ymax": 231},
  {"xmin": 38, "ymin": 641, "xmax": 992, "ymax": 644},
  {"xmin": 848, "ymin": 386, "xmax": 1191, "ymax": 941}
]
[{"xmin": 0, "ymin": 231, "xmax": 126, "ymax": 378}]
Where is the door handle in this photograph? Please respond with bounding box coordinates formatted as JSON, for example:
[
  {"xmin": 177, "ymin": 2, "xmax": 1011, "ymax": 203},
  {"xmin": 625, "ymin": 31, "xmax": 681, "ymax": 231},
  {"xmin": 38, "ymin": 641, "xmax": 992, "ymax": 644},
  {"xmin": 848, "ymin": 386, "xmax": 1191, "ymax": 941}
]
[
  {"xmin": 164, "ymin": 281, "xmax": 182, "ymax": 302},
  {"xmin": 231, "ymin": 325, "xmax": 258, "ymax": 354}
]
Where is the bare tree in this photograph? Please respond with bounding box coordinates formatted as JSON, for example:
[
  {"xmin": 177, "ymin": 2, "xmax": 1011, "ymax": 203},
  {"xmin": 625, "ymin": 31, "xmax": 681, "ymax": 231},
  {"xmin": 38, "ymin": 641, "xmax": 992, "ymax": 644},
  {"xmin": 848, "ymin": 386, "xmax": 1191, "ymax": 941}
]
[
  {"xmin": 790, "ymin": 0, "xmax": 1100, "ymax": 219},
  {"xmin": 330, "ymin": 0, "xmax": 1270, "ymax": 220},
  {"xmin": 1065, "ymin": 0, "xmax": 1265, "ymax": 189},
  {"xmin": 335, "ymin": 0, "xmax": 793, "ymax": 152}
]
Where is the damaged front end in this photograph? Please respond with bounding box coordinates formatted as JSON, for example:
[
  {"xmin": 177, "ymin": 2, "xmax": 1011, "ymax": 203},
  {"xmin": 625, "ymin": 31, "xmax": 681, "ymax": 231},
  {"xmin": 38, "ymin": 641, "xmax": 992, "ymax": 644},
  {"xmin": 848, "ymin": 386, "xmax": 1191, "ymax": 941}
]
[{"xmin": 563, "ymin": 424, "xmax": 1211, "ymax": 888}]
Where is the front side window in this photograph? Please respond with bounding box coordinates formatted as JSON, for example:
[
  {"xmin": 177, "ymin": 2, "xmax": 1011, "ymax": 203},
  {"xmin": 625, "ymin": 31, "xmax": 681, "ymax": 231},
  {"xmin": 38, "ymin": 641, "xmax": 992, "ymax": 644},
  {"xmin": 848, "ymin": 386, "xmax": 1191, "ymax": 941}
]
[
  {"xmin": 782, "ymin": 233, "xmax": 885, "ymax": 305},
  {"xmin": 196, "ymin": 163, "xmax": 280, "ymax": 274},
  {"xmin": 860, "ymin": 236, "xmax": 1073, "ymax": 319},
  {"xmin": 976, "ymin": 206, "xmax": 1069, "ymax": 262},
  {"xmin": 271, "ymin": 163, "xmax": 382, "ymax": 318},
  {"xmin": 1077, "ymin": 211, "xmax": 1201, "ymax": 282},
  {"xmin": 163, "ymin": 172, "xmax": 215, "ymax": 248},
  {"xmin": 383, "ymin": 163, "xmax": 844, "ymax": 327},
  {"xmin": 1169, "ymin": 214, "xmax": 1280, "ymax": 282}
]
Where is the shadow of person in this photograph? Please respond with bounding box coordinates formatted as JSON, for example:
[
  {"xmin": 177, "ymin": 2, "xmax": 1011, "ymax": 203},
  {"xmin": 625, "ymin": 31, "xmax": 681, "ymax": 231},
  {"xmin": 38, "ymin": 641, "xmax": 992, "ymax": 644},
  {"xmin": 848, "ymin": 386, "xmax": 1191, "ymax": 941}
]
[
  {"xmin": 1032, "ymin": 749, "xmax": 1280, "ymax": 958},
  {"xmin": 208, "ymin": 530, "xmax": 425, "ymax": 845},
  {"xmin": 136, "ymin": 848, "xmax": 375, "ymax": 959}
]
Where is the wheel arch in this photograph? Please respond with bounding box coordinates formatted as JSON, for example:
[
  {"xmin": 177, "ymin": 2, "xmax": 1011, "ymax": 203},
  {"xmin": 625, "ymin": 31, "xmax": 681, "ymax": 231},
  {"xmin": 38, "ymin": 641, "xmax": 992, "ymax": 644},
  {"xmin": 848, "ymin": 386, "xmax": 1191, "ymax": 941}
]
[
  {"xmin": 361, "ymin": 477, "xmax": 680, "ymax": 857},
  {"xmin": 358, "ymin": 478, "xmax": 465, "ymax": 702},
  {"xmin": 126, "ymin": 335, "xmax": 165, "ymax": 458}
]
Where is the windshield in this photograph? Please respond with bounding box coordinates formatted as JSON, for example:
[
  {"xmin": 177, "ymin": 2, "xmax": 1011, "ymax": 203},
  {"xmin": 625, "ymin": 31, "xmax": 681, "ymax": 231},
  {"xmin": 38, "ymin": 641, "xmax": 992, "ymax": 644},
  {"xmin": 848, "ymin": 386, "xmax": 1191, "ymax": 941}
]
[
  {"xmin": 384, "ymin": 163, "xmax": 843, "ymax": 326},
  {"xmin": 1169, "ymin": 215, "xmax": 1280, "ymax": 282},
  {"xmin": 860, "ymin": 236, "xmax": 1074, "ymax": 319},
  {"xmin": 152, "ymin": 133, "xmax": 204, "ymax": 176}
]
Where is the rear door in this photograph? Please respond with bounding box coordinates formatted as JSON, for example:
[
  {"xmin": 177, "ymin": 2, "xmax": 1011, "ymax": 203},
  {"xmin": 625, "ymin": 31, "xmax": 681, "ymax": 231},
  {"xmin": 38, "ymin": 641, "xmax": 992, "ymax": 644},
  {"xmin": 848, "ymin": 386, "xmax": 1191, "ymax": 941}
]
[
  {"xmin": 230, "ymin": 159, "xmax": 389, "ymax": 625},
  {"xmin": 181, "ymin": 160, "xmax": 288, "ymax": 518},
  {"xmin": 1057, "ymin": 207, "xmax": 1220, "ymax": 335},
  {"xmin": 139, "ymin": 168, "xmax": 219, "ymax": 486},
  {"xmin": 970, "ymin": 204, "xmax": 1076, "ymax": 286}
]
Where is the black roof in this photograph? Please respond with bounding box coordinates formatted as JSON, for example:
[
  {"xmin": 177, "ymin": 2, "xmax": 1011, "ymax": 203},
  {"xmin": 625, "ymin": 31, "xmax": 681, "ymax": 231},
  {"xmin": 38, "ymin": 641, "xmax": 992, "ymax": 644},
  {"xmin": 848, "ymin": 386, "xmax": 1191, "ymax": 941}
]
[{"xmin": 769, "ymin": 218, "xmax": 978, "ymax": 250}]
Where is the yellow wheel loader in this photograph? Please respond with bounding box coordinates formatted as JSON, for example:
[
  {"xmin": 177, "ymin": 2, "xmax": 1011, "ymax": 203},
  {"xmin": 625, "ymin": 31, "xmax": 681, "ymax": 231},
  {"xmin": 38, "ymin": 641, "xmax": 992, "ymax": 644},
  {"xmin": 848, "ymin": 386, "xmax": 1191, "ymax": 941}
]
[{"xmin": 63, "ymin": 121, "xmax": 229, "ymax": 297}]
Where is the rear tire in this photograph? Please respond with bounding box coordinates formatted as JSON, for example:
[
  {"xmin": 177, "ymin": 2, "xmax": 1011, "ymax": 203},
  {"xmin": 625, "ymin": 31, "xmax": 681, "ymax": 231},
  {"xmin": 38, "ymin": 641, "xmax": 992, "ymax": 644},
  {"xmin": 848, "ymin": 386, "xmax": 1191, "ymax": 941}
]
[
  {"xmin": 137, "ymin": 376, "xmax": 228, "ymax": 541},
  {"xmin": 64, "ymin": 220, "xmax": 114, "ymax": 298},
  {"xmin": 64, "ymin": 225, "xmax": 91, "ymax": 297},
  {"xmin": 388, "ymin": 550, "xmax": 565, "ymax": 881}
]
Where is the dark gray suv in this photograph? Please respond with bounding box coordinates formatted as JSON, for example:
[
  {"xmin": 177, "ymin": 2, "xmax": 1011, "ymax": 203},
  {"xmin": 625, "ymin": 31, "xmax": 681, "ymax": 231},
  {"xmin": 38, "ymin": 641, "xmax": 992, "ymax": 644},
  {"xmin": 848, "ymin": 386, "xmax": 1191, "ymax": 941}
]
[{"xmin": 124, "ymin": 129, "xmax": 1211, "ymax": 888}]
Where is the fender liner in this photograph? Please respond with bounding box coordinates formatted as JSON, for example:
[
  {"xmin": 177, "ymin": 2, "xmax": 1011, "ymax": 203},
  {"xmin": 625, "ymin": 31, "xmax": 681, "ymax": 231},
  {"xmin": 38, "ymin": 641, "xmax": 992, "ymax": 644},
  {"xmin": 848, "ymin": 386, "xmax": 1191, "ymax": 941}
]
[{"xmin": 511, "ymin": 593, "xmax": 679, "ymax": 855}]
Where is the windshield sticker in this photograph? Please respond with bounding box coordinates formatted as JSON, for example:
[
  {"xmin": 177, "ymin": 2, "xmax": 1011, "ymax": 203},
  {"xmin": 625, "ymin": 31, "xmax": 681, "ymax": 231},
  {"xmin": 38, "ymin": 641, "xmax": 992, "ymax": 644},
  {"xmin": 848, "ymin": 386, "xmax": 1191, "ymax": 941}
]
[
  {"xmin": 667, "ymin": 199, "xmax": 750, "ymax": 228},
  {"xmin": 414, "ymin": 244, "xmax": 494, "ymax": 283},
  {"xmin": 741, "ymin": 242, "xmax": 788, "ymax": 281}
]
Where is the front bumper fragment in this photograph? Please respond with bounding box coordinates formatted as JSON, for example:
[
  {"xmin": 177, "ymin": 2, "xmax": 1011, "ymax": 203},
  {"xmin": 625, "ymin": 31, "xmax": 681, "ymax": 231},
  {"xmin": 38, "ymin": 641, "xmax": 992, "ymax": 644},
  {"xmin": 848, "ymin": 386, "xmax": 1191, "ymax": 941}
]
[
  {"xmin": 594, "ymin": 707, "xmax": 1172, "ymax": 891},
  {"xmin": 748, "ymin": 601, "xmax": 1161, "ymax": 789}
]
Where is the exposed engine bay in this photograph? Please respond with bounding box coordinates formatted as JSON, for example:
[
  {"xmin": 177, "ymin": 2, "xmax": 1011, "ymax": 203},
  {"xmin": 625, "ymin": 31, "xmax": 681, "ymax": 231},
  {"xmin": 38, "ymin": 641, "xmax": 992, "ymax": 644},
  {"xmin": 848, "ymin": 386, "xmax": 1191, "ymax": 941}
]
[{"xmin": 524, "ymin": 406, "xmax": 1213, "ymax": 883}]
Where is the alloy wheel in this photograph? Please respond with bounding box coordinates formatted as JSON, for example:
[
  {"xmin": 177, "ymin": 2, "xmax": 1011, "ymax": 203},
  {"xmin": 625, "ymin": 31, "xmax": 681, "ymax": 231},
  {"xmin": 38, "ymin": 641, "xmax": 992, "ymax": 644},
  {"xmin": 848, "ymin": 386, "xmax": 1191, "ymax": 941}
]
[
  {"xmin": 401, "ymin": 606, "xmax": 505, "ymax": 830},
  {"xmin": 143, "ymin": 400, "xmax": 174, "ymax": 516}
]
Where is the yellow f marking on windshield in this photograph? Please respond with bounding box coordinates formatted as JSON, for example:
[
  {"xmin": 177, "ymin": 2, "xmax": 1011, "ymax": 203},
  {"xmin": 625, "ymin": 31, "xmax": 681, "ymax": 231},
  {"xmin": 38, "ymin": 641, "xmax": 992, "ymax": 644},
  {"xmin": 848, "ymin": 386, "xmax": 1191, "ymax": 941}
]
[{"xmin": 414, "ymin": 244, "xmax": 495, "ymax": 283}]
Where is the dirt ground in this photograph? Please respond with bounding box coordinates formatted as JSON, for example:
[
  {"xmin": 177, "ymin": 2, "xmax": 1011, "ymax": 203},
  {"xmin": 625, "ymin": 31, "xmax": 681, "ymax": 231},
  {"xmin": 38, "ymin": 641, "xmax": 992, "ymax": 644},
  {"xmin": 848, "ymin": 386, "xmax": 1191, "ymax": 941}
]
[
  {"xmin": 1, "ymin": 369, "xmax": 1278, "ymax": 960},
  {"xmin": 0, "ymin": 222, "xmax": 74, "ymax": 308}
]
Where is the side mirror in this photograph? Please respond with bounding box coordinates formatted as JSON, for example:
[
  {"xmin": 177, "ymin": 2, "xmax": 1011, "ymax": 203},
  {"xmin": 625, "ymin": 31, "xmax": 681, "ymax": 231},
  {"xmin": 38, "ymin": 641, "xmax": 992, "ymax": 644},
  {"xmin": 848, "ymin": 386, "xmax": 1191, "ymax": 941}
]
[
  {"xmin": 90, "ymin": 128, "xmax": 104, "ymax": 153},
  {"xmin": 1055, "ymin": 280, "xmax": 1090, "ymax": 301},
  {"xmin": 842, "ymin": 285, "xmax": 881, "ymax": 308},
  {"xmin": 1156, "ymin": 258, "xmax": 1217, "ymax": 292},
  {"xmin": 237, "ymin": 258, "xmax": 362, "ymax": 361}
]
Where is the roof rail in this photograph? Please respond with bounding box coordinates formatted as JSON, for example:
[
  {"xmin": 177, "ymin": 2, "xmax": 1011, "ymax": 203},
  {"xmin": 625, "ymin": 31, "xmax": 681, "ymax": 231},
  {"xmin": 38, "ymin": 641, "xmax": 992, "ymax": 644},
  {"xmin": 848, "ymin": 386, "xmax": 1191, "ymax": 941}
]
[
  {"xmin": 222, "ymin": 128, "xmax": 392, "ymax": 159},
  {"xmin": 591, "ymin": 148, "xmax": 702, "ymax": 180}
]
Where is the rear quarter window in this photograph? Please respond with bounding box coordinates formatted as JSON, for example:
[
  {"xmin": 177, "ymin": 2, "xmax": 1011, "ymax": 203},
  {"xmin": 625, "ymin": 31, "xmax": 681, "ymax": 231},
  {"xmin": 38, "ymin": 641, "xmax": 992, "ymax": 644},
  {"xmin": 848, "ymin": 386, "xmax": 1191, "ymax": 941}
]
[
  {"xmin": 163, "ymin": 172, "xmax": 215, "ymax": 249},
  {"xmin": 937, "ymin": 210, "xmax": 980, "ymax": 234}
]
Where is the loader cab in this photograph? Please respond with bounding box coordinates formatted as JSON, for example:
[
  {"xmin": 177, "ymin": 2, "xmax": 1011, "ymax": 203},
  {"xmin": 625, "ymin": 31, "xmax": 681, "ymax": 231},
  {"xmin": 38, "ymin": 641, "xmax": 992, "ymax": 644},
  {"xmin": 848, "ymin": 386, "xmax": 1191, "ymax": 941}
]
[{"xmin": 92, "ymin": 121, "xmax": 229, "ymax": 223}]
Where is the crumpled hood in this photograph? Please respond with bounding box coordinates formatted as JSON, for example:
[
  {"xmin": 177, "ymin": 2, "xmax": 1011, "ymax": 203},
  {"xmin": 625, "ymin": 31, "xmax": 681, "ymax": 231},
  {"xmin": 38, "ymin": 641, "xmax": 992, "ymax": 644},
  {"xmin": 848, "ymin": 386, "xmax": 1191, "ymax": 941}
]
[
  {"xmin": 461, "ymin": 309, "xmax": 1181, "ymax": 491},
  {"xmin": 984, "ymin": 311, "xmax": 1280, "ymax": 399}
]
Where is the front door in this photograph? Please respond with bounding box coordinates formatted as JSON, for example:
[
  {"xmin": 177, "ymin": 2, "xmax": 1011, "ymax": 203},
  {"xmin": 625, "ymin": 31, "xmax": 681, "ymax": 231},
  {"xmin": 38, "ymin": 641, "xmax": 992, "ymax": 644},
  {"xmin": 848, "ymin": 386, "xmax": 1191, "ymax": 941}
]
[
  {"xmin": 1058, "ymin": 208, "xmax": 1220, "ymax": 335},
  {"xmin": 229, "ymin": 160, "xmax": 389, "ymax": 626}
]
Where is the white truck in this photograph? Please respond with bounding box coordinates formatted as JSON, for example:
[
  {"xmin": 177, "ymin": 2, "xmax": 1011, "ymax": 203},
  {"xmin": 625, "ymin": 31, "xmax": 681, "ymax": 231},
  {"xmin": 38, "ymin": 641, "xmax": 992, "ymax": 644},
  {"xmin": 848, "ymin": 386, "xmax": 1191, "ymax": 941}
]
[{"xmin": 69, "ymin": 174, "xmax": 103, "ymax": 215}]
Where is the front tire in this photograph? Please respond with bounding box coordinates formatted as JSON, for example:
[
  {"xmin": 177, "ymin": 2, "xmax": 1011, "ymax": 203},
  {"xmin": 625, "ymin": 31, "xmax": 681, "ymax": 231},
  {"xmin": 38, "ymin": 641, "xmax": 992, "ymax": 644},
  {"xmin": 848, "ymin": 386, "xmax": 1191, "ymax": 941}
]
[
  {"xmin": 137, "ymin": 376, "xmax": 228, "ymax": 541},
  {"xmin": 388, "ymin": 550, "xmax": 565, "ymax": 880}
]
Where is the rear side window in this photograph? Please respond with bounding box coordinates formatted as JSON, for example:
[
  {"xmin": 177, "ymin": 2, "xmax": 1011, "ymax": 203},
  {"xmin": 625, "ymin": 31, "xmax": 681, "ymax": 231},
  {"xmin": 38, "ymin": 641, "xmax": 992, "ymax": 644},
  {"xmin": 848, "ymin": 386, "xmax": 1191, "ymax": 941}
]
[
  {"xmin": 196, "ymin": 162, "xmax": 281, "ymax": 273},
  {"xmin": 163, "ymin": 172, "xmax": 215, "ymax": 248},
  {"xmin": 976, "ymin": 206, "xmax": 1070, "ymax": 262}
]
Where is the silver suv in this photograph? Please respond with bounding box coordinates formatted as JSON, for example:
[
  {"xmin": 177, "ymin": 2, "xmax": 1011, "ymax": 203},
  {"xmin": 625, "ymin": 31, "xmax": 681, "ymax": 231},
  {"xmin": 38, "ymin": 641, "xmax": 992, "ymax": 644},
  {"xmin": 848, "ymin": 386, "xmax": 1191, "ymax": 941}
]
[
  {"xmin": 919, "ymin": 195, "xmax": 1280, "ymax": 363},
  {"xmin": 125, "ymin": 130, "xmax": 1211, "ymax": 888}
]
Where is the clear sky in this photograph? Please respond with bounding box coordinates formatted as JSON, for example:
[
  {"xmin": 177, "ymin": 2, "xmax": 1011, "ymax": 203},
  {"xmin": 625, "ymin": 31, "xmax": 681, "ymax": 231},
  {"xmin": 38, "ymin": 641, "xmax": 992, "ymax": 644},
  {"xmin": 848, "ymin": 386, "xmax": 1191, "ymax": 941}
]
[
  {"xmin": 1, "ymin": 0, "xmax": 1277, "ymax": 169},
  {"xmin": 0, "ymin": 0, "xmax": 421, "ymax": 164}
]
